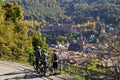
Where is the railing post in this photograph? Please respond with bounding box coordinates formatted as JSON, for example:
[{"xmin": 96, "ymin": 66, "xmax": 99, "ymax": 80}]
[{"xmin": 60, "ymin": 60, "xmax": 62, "ymax": 74}]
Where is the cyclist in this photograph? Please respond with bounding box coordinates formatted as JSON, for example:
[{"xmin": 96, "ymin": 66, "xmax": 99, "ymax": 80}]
[
  {"xmin": 52, "ymin": 49, "xmax": 59, "ymax": 75},
  {"xmin": 40, "ymin": 49, "xmax": 48, "ymax": 76},
  {"xmin": 34, "ymin": 46, "xmax": 41, "ymax": 73}
]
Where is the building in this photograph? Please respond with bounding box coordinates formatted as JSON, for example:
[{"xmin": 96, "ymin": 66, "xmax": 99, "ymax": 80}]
[
  {"xmin": 42, "ymin": 23, "xmax": 74, "ymax": 35},
  {"xmin": 68, "ymin": 36, "xmax": 84, "ymax": 52}
]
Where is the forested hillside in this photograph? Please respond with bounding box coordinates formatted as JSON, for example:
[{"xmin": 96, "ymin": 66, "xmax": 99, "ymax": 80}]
[{"xmin": 8, "ymin": 0, "xmax": 120, "ymax": 25}]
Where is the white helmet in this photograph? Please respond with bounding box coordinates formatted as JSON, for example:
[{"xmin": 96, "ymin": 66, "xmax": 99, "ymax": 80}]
[{"xmin": 37, "ymin": 46, "xmax": 40, "ymax": 49}]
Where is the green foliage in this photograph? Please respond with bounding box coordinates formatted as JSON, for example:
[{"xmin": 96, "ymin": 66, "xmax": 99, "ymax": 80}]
[
  {"xmin": 7, "ymin": 0, "xmax": 120, "ymax": 26},
  {"xmin": 63, "ymin": 58, "xmax": 114, "ymax": 79},
  {"xmin": 86, "ymin": 58, "xmax": 101, "ymax": 70},
  {"xmin": 32, "ymin": 32, "xmax": 43, "ymax": 49},
  {"xmin": 3, "ymin": 2, "xmax": 23, "ymax": 23},
  {"xmin": 0, "ymin": 2, "xmax": 49, "ymax": 64},
  {"xmin": 32, "ymin": 31, "xmax": 50, "ymax": 55},
  {"xmin": 0, "ymin": 0, "xmax": 2, "ymax": 1}
]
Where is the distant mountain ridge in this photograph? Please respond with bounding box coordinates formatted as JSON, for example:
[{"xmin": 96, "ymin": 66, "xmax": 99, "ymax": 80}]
[{"xmin": 8, "ymin": 0, "xmax": 120, "ymax": 25}]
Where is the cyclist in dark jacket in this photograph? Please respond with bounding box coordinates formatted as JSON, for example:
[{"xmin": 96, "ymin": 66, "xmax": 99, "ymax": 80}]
[
  {"xmin": 52, "ymin": 49, "xmax": 59, "ymax": 75},
  {"xmin": 34, "ymin": 46, "xmax": 41, "ymax": 72}
]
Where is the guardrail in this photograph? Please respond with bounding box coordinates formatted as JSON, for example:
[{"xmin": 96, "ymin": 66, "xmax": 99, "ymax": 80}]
[{"xmin": 58, "ymin": 60, "xmax": 115, "ymax": 80}]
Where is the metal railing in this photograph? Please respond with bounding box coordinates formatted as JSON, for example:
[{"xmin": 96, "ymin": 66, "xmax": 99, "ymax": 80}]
[{"xmin": 58, "ymin": 60, "xmax": 115, "ymax": 80}]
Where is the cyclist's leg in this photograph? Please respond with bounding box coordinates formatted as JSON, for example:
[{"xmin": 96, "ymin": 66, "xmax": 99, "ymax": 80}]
[
  {"xmin": 33, "ymin": 61, "xmax": 36, "ymax": 69},
  {"xmin": 36, "ymin": 58, "xmax": 39, "ymax": 72},
  {"xmin": 39, "ymin": 61, "xmax": 44, "ymax": 76},
  {"xmin": 43, "ymin": 62, "xmax": 47, "ymax": 76}
]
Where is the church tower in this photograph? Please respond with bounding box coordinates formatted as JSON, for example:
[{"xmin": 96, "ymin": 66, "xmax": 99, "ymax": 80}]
[{"xmin": 77, "ymin": 34, "xmax": 84, "ymax": 52}]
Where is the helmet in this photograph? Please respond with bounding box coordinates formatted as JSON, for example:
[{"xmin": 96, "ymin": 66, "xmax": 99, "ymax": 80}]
[
  {"xmin": 37, "ymin": 46, "xmax": 40, "ymax": 49},
  {"xmin": 43, "ymin": 49, "xmax": 46, "ymax": 52}
]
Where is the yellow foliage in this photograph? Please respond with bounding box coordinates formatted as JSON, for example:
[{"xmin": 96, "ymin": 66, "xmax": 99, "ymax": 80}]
[{"xmin": 76, "ymin": 21, "xmax": 96, "ymax": 28}]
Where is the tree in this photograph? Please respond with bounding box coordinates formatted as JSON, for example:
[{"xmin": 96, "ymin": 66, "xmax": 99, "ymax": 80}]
[
  {"xmin": 32, "ymin": 32, "xmax": 48, "ymax": 51},
  {"xmin": 0, "ymin": 2, "xmax": 51, "ymax": 64},
  {"xmin": 3, "ymin": 2, "xmax": 23, "ymax": 23},
  {"xmin": 0, "ymin": 2, "xmax": 33, "ymax": 62}
]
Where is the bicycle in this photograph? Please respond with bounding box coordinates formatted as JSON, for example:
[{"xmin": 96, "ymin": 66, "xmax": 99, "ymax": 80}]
[{"xmin": 32, "ymin": 59, "xmax": 48, "ymax": 76}]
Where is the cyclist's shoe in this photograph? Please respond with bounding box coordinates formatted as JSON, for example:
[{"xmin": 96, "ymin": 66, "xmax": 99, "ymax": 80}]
[
  {"xmin": 36, "ymin": 70, "xmax": 40, "ymax": 74},
  {"xmin": 53, "ymin": 73, "xmax": 57, "ymax": 75}
]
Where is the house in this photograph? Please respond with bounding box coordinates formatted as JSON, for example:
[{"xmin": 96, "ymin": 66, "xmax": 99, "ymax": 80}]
[
  {"xmin": 68, "ymin": 37, "xmax": 84, "ymax": 52},
  {"xmin": 68, "ymin": 42, "xmax": 81, "ymax": 51}
]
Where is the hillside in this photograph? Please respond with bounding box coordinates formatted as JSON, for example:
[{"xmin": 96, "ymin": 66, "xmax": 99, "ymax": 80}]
[
  {"xmin": 8, "ymin": 0, "xmax": 120, "ymax": 25},
  {"xmin": 9, "ymin": 0, "xmax": 64, "ymax": 23}
]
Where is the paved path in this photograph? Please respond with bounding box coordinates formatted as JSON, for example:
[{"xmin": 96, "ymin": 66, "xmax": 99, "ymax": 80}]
[{"xmin": 0, "ymin": 61, "xmax": 73, "ymax": 80}]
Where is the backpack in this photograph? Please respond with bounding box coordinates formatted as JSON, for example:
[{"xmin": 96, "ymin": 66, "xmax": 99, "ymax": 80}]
[{"xmin": 53, "ymin": 53, "xmax": 58, "ymax": 62}]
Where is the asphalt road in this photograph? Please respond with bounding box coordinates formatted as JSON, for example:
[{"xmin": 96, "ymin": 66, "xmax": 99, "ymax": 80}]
[{"xmin": 0, "ymin": 61, "xmax": 73, "ymax": 80}]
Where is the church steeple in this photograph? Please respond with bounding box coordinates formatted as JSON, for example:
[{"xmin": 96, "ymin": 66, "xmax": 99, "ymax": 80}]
[{"xmin": 77, "ymin": 33, "xmax": 84, "ymax": 52}]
